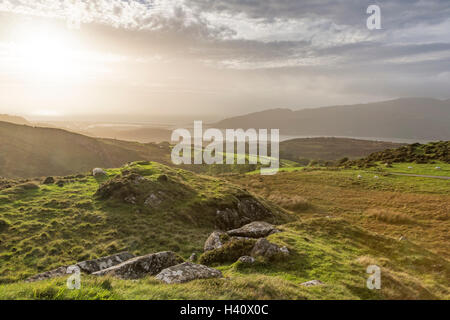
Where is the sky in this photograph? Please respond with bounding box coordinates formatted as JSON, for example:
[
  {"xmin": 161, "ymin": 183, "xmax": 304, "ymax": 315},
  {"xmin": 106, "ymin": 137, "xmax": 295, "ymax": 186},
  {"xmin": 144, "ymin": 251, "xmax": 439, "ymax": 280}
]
[{"xmin": 0, "ymin": 0, "xmax": 449, "ymax": 120}]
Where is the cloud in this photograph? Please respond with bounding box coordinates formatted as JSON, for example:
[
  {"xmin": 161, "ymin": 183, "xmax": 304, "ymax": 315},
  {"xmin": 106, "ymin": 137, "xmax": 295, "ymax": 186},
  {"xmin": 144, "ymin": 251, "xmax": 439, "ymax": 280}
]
[{"xmin": 0, "ymin": 0, "xmax": 449, "ymax": 116}]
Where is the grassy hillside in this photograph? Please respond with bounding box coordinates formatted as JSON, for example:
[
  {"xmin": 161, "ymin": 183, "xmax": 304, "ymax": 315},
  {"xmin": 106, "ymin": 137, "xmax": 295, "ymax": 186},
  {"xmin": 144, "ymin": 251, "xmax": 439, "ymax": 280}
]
[
  {"xmin": 0, "ymin": 160, "xmax": 448, "ymax": 300},
  {"xmin": 0, "ymin": 161, "xmax": 285, "ymax": 284},
  {"xmin": 348, "ymin": 141, "xmax": 449, "ymax": 167},
  {"xmin": 0, "ymin": 121, "xmax": 171, "ymax": 178},
  {"xmin": 0, "ymin": 115, "xmax": 30, "ymax": 126},
  {"xmin": 280, "ymin": 137, "xmax": 404, "ymax": 163}
]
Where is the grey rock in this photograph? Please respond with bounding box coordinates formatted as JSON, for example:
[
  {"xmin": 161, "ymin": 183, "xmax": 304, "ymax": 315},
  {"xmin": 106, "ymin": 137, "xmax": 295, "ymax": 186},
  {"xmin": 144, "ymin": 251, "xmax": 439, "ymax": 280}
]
[
  {"xmin": 76, "ymin": 252, "xmax": 135, "ymax": 274},
  {"xmin": 26, "ymin": 266, "xmax": 69, "ymax": 282},
  {"xmin": 26, "ymin": 252, "xmax": 135, "ymax": 282},
  {"xmin": 204, "ymin": 231, "xmax": 225, "ymax": 252},
  {"xmin": 155, "ymin": 262, "xmax": 223, "ymax": 284},
  {"xmin": 280, "ymin": 246, "xmax": 290, "ymax": 255},
  {"xmin": 93, "ymin": 251, "xmax": 182, "ymax": 279},
  {"xmin": 144, "ymin": 192, "xmax": 165, "ymax": 208},
  {"xmin": 227, "ymin": 221, "xmax": 279, "ymax": 238},
  {"xmin": 124, "ymin": 195, "xmax": 137, "ymax": 204},
  {"xmin": 238, "ymin": 256, "xmax": 255, "ymax": 264},
  {"xmin": 301, "ymin": 280, "xmax": 324, "ymax": 287},
  {"xmin": 92, "ymin": 168, "xmax": 107, "ymax": 177},
  {"xmin": 251, "ymin": 238, "xmax": 287, "ymax": 259},
  {"xmin": 216, "ymin": 197, "xmax": 274, "ymax": 230},
  {"xmin": 189, "ymin": 253, "xmax": 197, "ymax": 262}
]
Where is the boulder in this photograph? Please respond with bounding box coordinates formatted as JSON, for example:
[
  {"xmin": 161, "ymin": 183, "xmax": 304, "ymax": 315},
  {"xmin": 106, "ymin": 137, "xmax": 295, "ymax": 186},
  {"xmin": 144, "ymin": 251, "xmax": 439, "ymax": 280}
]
[
  {"xmin": 216, "ymin": 197, "xmax": 274, "ymax": 230},
  {"xmin": 76, "ymin": 252, "xmax": 135, "ymax": 274},
  {"xmin": 204, "ymin": 231, "xmax": 226, "ymax": 252},
  {"xmin": 301, "ymin": 280, "xmax": 324, "ymax": 287},
  {"xmin": 251, "ymin": 238, "xmax": 288, "ymax": 260},
  {"xmin": 93, "ymin": 251, "xmax": 182, "ymax": 279},
  {"xmin": 155, "ymin": 262, "xmax": 223, "ymax": 284},
  {"xmin": 26, "ymin": 252, "xmax": 135, "ymax": 282},
  {"xmin": 199, "ymin": 238, "xmax": 256, "ymax": 265},
  {"xmin": 26, "ymin": 266, "xmax": 69, "ymax": 282},
  {"xmin": 238, "ymin": 256, "xmax": 255, "ymax": 264},
  {"xmin": 227, "ymin": 221, "xmax": 279, "ymax": 238},
  {"xmin": 92, "ymin": 168, "xmax": 107, "ymax": 177}
]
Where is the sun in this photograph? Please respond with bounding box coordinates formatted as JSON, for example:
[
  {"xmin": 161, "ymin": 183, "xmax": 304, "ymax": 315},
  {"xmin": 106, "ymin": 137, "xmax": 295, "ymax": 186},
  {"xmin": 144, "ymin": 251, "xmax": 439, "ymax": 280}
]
[{"xmin": 13, "ymin": 25, "xmax": 84, "ymax": 81}]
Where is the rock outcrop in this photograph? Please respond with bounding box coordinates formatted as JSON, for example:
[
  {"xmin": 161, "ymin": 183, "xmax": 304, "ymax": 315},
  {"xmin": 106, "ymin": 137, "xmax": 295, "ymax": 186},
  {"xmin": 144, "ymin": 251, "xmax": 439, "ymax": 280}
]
[
  {"xmin": 203, "ymin": 231, "xmax": 226, "ymax": 252},
  {"xmin": 93, "ymin": 251, "xmax": 182, "ymax": 279},
  {"xmin": 227, "ymin": 221, "xmax": 279, "ymax": 238},
  {"xmin": 216, "ymin": 197, "xmax": 274, "ymax": 230},
  {"xmin": 77, "ymin": 252, "xmax": 135, "ymax": 274},
  {"xmin": 155, "ymin": 262, "xmax": 223, "ymax": 284},
  {"xmin": 251, "ymin": 238, "xmax": 289, "ymax": 260},
  {"xmin": 26, "ymin": 252, "xmax": 135, "ymax": 282}
]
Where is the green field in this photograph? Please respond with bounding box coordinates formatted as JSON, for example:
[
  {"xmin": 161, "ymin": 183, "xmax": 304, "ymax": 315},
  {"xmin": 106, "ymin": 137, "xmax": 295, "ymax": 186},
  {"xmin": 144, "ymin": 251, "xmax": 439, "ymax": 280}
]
[{"xmin": 0, "ymin": 160, "xmax": 448, "ymax": 300}]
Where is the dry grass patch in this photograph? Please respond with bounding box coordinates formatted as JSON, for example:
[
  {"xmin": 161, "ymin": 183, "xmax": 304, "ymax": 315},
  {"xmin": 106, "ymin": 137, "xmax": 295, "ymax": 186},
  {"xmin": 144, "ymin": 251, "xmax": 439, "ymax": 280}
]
[
  {"xmin": 266, "ymin": 194, "xmax": 310, "ymax": 211},
  {"xmin": 367, "ymin": 209, "xmax": 415, "ymax": 225}
]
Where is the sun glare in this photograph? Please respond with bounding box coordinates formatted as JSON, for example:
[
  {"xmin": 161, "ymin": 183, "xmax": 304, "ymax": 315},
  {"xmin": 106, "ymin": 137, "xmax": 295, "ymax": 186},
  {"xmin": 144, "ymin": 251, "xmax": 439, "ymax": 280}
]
[{"xmin": 12, "ymin": 25, "xmax": 84, "ymax": 81}]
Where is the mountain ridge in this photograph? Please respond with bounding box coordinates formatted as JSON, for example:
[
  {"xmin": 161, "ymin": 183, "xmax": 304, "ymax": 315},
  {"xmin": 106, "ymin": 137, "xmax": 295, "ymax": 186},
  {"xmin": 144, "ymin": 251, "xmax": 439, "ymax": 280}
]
[{"xmin": 215, "ymin": 98, "xmax": 450, "ymax": 140}]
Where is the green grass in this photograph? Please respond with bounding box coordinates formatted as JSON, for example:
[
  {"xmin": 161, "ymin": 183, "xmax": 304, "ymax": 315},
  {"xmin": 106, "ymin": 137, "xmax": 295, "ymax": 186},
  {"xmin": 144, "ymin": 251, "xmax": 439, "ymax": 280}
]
[
  {"xmin": 0, "ymin": 161, "xmax": 284, "ymax": 284},
  {"xmin": 1, "ymin": 216, "xmax": 448, "ymax": 300},
  {"xmin": 1, "ymin": 161, "xmax": 448, "ymax": 300},
  {"xmin": 369, "ymin": 161, "xmax": 450, "ymax": 177}
]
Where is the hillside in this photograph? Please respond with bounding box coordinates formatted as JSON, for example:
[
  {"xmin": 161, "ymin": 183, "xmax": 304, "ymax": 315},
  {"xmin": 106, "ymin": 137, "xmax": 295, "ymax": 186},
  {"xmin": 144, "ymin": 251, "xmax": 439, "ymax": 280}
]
[
  {"xmin": 279, "ymin": 137, "xmax": 404, "ymax": 163},
  {"xmin": 348, "ymin": 141, "xmax": 450, "ymax": 167},
  {"xmin": 82, "ymin": 126, "xmax": 172, "ymax": 143},
  {"xmin": 0, "ymin": 161, "xmax": 448, "ymax": 299},
  {"xmin": 0, "ymin": 115, "xmax": 30, "ymax": 126},
  {"xmin": 0, "ymin": 161, "xmax": 286, "ymax": 283},
  {"xmin": 0, "ymin": 121, "xmax": 171, "ymax": 178},
  {"xmin": 215, "ymin": 98, "xmax": 450, "ymax": 140}
]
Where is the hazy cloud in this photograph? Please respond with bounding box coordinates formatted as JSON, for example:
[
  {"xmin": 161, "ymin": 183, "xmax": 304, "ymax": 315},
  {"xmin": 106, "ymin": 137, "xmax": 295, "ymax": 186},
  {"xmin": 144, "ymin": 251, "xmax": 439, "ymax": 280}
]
[{"xmin": 0, "ymin": 0, "xmax": 448, "ymax": 116}]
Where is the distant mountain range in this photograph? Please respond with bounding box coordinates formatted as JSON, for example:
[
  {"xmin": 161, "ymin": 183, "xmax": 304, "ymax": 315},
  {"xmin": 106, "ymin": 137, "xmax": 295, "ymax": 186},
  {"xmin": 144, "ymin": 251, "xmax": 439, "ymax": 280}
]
[{"xmin": 215, "ymin": 98, "xmax": 450, "ymax": 141}]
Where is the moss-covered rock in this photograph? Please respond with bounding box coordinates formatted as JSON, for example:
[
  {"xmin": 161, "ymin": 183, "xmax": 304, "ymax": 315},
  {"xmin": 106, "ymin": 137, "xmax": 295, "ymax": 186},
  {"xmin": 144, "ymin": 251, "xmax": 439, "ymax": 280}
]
[{"xmin": 199, "ymin": 238, "xmax": 257, "ymax": 265}]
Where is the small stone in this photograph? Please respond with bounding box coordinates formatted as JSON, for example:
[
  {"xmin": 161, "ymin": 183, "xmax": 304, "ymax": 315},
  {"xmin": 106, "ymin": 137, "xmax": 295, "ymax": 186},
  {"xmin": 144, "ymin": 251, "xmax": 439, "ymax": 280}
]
[
  {"xmin": 238, "ymin": 256, "xmax": 255, "ymax": 264},
  {"xmin": 92, "ymin": 168, "xmax": 107, "ymax": 177},
  {"xmin": 301, "ymin": 280, "xmax": 324, "ymax": 287},
  {"xmin": 189, "ymin": 253, "xmax": 197, "ymax": 262},
  {"xmin": 280, "ymin": 246, "xmax": 289, "ymax": 255}
]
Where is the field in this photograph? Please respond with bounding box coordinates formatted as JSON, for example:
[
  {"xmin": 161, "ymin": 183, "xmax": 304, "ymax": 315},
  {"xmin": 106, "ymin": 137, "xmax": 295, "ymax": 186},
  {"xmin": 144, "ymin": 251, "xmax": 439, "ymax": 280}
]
[{"xmin": 0, "ymin": 161, "xmax": 448, "ymax": 300}]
